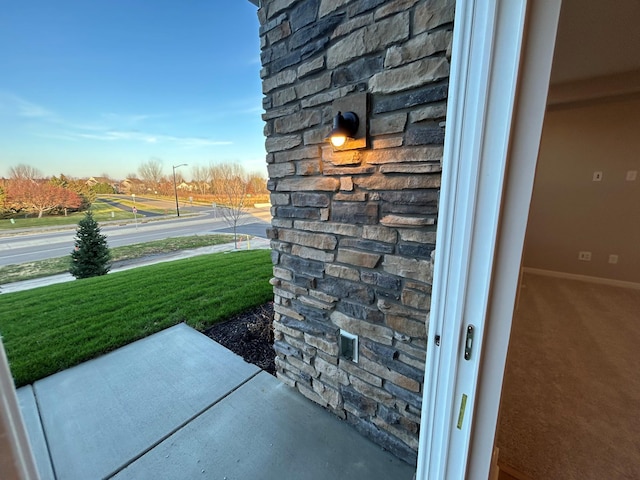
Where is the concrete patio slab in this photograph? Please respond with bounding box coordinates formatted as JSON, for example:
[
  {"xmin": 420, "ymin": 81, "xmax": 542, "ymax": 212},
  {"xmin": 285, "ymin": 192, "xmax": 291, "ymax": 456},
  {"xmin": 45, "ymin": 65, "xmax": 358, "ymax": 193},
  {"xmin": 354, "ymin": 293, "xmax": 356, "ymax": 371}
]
[
  {"xmin": 32, "ymin": 324, "xmax": 259, "ymax": 479},
  {"xmin": 16, "ymin": 386, "xmax": 55, "ymax": 480},
  {"xmin": 21, "ymin": 323, "xmax": 415, "ymax": 480},
  {"xmin": 113, "ymin": 371, "xmax": 415, "ymax": 480}
]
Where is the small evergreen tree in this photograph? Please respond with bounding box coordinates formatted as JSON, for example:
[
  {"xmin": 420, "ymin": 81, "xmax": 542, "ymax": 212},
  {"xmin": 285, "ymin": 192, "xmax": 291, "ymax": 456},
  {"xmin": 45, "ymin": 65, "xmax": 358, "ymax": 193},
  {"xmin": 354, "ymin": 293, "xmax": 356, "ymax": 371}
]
[{"xmin": 70, "ymin": 211, "xmax": 111, "ymax": 279}]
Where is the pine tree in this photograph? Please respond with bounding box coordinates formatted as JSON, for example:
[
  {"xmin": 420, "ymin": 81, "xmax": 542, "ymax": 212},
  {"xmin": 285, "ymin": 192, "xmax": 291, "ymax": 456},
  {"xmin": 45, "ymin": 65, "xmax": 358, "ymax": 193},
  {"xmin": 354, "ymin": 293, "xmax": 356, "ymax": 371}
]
[{"xmin": 69, "ymin": 210, "xmax": 111, "ymax": 279}]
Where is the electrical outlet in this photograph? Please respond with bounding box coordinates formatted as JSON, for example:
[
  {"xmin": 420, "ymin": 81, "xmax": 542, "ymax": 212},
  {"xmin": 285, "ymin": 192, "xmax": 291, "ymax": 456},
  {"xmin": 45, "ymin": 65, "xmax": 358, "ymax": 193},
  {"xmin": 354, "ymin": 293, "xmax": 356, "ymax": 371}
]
[
  {"xmin": 578, "ymin": 251, "xmax": 592, "ymax": 261},
  {"xmin": 626, "ymin": 170, "xmax": 637, "ymax": 181},
  {"xmin": 608, "ymin": 254, "xmax": 619, "ymax": 264},
  {"xmin": 592, "ymin": 171, "xmax": 603, "ymax": 182}
]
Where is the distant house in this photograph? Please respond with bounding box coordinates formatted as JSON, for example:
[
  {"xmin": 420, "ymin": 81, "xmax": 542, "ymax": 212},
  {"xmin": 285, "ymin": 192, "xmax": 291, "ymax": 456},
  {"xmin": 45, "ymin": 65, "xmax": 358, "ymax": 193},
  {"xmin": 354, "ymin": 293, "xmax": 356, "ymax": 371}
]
[
  {"xmin": 86, "ymin": 177, "xmax": 112, "ymax": 187},
  {"xmin": 119, "ymin": 178, "xmax": 145, "ymax": 195},
  {"xmin": 85, "ymin": 177, "xmax": 117, "ymax": 193},
  {"xmin": 177, "ymin": 181, "xmax": 194, "ymax": 191}
]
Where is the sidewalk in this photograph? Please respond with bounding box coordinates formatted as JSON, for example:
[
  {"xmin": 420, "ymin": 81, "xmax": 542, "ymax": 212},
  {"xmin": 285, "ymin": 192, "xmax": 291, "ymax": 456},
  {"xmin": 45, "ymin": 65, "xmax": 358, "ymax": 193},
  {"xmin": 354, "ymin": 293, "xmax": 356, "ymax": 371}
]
[
  {"xmin": 2, "ymin": 237, "xmax": 271, "ymax": 294},
  {"xmin": 18, "ymin": 324, "xmax": 415, "ymax": 480}
]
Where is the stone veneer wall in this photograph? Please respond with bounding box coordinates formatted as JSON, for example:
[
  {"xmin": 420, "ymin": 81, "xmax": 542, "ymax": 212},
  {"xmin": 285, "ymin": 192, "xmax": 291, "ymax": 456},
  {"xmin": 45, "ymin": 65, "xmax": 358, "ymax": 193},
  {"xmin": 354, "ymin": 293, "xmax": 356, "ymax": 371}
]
[{"xmin": 258, "ymin": 0, "xmax": 454, "ymax": 465}]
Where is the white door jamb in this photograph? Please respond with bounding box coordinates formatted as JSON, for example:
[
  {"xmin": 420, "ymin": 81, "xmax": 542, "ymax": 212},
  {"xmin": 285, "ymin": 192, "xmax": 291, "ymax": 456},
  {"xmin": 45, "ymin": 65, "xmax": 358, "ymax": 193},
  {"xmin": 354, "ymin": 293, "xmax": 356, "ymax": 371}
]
[
  {"xmin": 416, "ymin": 0, "xmax": 560, "ymax": 478},
  {"xmin": 467, "ymin": 2, "xmax": 562, "ymax": 476},
  {"xmin": 0, "ymin": 339, "xmax": 39, "ymax": 479}
]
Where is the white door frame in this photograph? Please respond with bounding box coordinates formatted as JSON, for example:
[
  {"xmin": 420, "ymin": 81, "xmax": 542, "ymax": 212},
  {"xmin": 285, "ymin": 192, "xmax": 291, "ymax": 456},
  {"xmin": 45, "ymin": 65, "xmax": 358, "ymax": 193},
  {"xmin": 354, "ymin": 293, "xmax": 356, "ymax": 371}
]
[
  {"xmin": 0, "ymin": 2, "xmax": 561, "ymax": 479},
  {"xmin": 0, "ymin": 339, "xmax": 38, "ymax": 479},
  {"xmin": 416, "ymin": 1, "xmax": 561, "ymax": 479}
]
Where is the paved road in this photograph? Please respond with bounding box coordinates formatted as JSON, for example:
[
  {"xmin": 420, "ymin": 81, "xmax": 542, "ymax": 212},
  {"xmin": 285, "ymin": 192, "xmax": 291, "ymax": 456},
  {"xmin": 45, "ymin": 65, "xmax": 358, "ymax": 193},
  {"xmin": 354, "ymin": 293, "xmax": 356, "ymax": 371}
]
[
  {"xmin": 99, "ymin": 197, "xmax": 163, "ymax": 218},
  {"xmin": 0, "ymin": 207, "xmax": 271, "ymax": 267}
]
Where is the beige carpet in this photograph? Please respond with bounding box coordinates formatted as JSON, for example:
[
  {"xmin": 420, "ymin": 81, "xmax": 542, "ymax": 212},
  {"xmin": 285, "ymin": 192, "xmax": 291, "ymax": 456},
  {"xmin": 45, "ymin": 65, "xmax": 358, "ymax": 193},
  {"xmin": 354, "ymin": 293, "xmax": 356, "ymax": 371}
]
[{"xmin": 497, "ymin": 273, "xmax": 640, "ymax": 479}]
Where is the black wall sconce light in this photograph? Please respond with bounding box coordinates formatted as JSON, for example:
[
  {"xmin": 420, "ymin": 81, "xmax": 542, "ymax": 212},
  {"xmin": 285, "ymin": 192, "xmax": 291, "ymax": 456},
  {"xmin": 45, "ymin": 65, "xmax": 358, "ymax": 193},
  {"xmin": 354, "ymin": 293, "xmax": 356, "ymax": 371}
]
[
  {"xmin": 328, "ymin": 111, "xmax": 359, "ymax": 147},
  {"xmin": 327, "ymin": 92, "xmax": 368, "ymax": 150}
]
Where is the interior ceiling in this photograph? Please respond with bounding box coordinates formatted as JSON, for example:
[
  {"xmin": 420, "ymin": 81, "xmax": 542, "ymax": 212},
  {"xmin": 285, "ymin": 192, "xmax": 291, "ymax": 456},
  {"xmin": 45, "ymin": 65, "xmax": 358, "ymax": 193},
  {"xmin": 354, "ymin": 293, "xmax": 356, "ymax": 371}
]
[{"xmin": 550, "ymin": 0, "xmax": 640, "ymax": 84}]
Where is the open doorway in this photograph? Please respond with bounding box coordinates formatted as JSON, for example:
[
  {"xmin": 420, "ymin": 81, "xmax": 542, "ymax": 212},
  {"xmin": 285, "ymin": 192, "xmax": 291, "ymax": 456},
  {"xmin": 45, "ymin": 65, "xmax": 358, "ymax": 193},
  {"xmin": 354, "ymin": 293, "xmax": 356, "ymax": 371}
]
[
  {"xmin": 496, "ymin": 97, "xmax": 640, "ymax": 479},
  {"xmin": 495, "ymin": 1, "xmax": 640, "ymax": 478}
]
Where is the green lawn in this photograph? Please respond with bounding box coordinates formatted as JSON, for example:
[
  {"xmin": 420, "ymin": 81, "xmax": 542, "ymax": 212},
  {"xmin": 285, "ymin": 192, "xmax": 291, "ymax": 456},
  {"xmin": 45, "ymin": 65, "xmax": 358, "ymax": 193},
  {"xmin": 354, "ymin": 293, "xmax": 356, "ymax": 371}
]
[
  {"xmin": 0, "ymin": 196, "xmax": 194, "ymax": 231},
  {"xmin": 0, "ymin": 249, "xmax": 273, "ymax": 387},
  {"xmin": 99, "ymin": 195, "xmax": 181, "ymax": 215},
  {"xmin": 0, "ymin": 234, "xmax": 235, "ymax": 284},
  {"xmin": 1, "ymin": 198, "xmax": 126, "ymax": 230}
]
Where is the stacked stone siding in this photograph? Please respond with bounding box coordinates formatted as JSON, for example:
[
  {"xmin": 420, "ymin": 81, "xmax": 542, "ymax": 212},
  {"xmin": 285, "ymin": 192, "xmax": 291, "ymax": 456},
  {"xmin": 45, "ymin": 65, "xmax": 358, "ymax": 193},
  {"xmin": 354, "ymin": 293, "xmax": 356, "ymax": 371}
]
[{"xmin": 258, "ymin": 0, "xmax": 453, "ymax": 465}]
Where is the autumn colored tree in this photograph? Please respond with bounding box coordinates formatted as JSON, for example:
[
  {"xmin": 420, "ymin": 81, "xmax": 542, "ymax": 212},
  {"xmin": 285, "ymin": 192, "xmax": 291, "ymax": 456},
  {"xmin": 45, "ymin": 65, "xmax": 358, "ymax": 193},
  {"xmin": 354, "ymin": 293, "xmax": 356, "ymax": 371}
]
[
  {"xmin": 246, "ymin": 172, "xmax": 267, "ymax": 196},
  {"xmin": 208, "ymin": 163, "xmax": 222, "ymax": 195},
  {"xmin": 50, "ymin": 174, "xmax": 95, "ymax": 211},
  {"xmin": 156, "ymin": 178, "xmax": 174, "ymax": 197},
  {"xmin": 5, "ymin": 179, "xmax": 83, "ymax": 218},
  {"xmin": 0, "ymin": 185, "xmax": 6, "ymax": 216},
  {"xmin": 70, "ymin": 211, "xmax": 111, "ymax": 279}
]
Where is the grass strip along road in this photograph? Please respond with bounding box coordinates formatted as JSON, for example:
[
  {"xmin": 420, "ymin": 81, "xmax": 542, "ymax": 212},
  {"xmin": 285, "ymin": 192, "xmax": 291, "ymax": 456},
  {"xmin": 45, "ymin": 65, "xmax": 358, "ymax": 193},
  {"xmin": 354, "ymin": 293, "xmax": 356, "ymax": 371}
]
[
  {"xmin": 0, "ymin": 196, "xmax": 167, "ymax": 231},
  {"xmin": 0, "ymin": 193, "xmax": 215, "ymax": 232},
  {"xmin": 0, "ymin": 249, "xmax": 273, "ymax": 387},
  {"xmin": 0, "ymin": 234, "xmax": 236, "ymax": 284}
]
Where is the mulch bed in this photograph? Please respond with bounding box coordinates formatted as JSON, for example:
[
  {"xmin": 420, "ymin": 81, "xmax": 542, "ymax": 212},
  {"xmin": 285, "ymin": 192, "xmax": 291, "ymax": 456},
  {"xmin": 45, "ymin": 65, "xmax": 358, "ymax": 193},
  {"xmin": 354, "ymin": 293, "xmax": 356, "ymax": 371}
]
[{"xmin": 204, "ymin": 302, "xmax": 275, "ymax": 375}]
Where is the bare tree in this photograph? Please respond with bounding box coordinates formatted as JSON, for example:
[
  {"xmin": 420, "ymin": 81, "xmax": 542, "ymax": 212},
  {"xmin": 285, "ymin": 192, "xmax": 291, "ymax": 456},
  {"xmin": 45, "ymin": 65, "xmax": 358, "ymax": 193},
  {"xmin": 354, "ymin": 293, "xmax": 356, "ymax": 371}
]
[
  {"xmin": 0, "ymin": 185, "xmax": 6, "ymax": 215},
  {"xmin": 191, "ymin": 165, "xmax": 210, "ymax": 195},
  {"xmin": 215, "ymin": 162, "xmax": 249, "ymax": 248},
  {"xmin": 9, "ymin": 164, "xmax": 42, "ymax": 180},
  {"xmin": 138, "ymin": 158, "xmax": 164, "ymax": 192},
  {"xmin": 246, "ymin": 171, "xmax": 268, "ymax": 195},
  {"xmin": 208, "ymin": 162, "xmax": 221, "ymax": 195}
]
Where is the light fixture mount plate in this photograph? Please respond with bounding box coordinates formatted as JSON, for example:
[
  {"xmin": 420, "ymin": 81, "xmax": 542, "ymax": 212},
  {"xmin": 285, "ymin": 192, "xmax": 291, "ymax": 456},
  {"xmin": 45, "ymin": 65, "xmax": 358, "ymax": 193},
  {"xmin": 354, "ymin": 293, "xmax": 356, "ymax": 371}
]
[{"xmin": 331, "ymin": 92, "xmax": 368, "ymax": 150}]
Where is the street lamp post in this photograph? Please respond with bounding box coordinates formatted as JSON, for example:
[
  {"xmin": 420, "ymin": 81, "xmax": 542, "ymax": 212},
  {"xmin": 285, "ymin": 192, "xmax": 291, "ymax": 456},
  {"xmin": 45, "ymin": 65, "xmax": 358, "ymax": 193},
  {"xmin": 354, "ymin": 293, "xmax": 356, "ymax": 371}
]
[{"xmin": 172, "ymin": 164, "xmax": 188, "ymax": 217}]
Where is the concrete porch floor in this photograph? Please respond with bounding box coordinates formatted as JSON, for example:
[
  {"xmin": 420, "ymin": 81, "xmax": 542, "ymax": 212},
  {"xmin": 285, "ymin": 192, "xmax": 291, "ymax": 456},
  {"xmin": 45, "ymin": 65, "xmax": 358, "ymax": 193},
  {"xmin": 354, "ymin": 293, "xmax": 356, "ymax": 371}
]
[{"xmin": 18, "ymin": 324, "xmax": 415, "ymax": 479}]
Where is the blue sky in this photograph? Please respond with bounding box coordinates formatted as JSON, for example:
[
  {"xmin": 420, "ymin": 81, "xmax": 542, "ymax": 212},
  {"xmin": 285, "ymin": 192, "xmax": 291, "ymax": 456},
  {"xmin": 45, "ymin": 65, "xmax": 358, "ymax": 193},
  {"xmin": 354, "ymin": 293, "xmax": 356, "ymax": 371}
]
[{"xmin": 0, "ymin": 1, "xmax": 265, "ymax": 181}]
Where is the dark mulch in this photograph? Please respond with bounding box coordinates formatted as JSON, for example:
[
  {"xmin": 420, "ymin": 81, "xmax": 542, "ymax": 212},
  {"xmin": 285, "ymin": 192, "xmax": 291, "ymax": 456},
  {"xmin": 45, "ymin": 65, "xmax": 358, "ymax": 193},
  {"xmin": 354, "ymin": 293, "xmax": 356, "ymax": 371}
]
[{"xmin": 204, "ymin": 302, "xmax": 275, "ymax": 375}]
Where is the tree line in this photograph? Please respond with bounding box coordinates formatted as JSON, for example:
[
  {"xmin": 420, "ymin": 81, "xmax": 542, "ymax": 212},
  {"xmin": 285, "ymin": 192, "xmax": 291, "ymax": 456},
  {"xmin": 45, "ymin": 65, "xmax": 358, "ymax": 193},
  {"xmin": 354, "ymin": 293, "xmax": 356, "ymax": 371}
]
[
  {"xmin": 0, "ymin": 165, "xmax": 106, "ymax": 219},
  {"xmin": 1, "ymin": 161, "xmax": 268, "ymax": 220},
  {"xmin": 128, "ymin": 159, "xmax": 267, "ymax": 200},
  {"xmin": 131, "ymin": 160, "xmax": 268, "ymax": 248}
]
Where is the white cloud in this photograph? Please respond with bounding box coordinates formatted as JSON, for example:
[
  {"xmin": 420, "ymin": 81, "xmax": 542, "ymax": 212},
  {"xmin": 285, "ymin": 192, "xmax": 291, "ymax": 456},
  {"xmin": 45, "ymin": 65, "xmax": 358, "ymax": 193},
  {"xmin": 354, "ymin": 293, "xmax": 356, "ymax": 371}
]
[
  {"xmin": 169, "ymin": 136, "xmax": 232, "ymax": 148},
  {"xmin": 72, "ymin": 129, "xmax": 231, "ymax": 147},
  {"xmin": 0, "ymin": 92, "xmax": 55, "ymax": 119},
  {"xmin": 0, "ymin": 92, "xmax": 234, "ymax": 148},
  {"xmin": 100, "ymin": 112, "xmax": 158, "ymax": 125}
]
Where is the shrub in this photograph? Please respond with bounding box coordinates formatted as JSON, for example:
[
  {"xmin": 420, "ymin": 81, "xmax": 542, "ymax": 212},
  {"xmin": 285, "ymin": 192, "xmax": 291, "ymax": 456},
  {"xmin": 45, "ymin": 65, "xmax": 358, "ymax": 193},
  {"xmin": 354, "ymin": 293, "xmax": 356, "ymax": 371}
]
[{"xmin": 69, "ymin": 211, "xmax": 111, "ymax": 279}]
